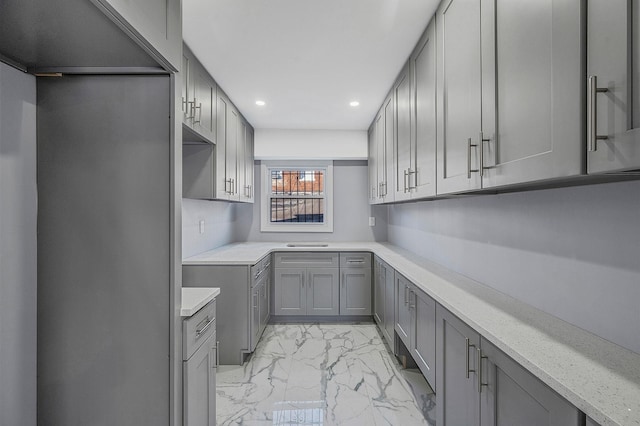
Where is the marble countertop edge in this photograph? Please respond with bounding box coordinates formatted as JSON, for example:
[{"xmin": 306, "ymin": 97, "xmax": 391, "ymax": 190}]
[{"xmin": 181, "ymin": 287, "xmax": 220, "ymax": 317}]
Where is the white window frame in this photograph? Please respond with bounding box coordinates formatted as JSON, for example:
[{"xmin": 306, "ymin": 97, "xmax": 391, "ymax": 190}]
[{"xmin": 260, "ymin": 160, "xmax": 333, "ymax": 233}]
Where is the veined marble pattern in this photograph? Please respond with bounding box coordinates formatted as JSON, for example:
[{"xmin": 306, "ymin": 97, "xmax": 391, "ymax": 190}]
[{"xmin": 217, "ymin": 323, "xmax": 435, "ymax": 425}]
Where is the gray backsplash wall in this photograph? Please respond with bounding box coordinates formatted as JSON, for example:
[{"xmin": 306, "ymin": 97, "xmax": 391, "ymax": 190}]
[
  {"xmin": 182, "ymin": 198, "xmax": 237, "ymax": 258},
  {"xmin": 387, "ymin": 180, "xmax": 640, "ymax": 354},
  {"xmin": 235, "ymin": 160, "xmax": 388, "ymax": 242},
  {"xmin": 0, "ymin": 63, "xmax": 37, "ymax": 426}
]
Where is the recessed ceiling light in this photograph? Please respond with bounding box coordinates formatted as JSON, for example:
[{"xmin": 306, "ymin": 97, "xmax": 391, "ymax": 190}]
[
  {"xmin": 350, "ymin": 101, "xmax": 360, "ymax": 107},
  {"xmin": 255, "ymin": 100, "xmax": 266, "ymax": 106}
]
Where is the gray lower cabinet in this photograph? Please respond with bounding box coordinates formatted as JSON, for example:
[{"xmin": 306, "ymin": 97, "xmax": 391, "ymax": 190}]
[
  {"xmin": 183, "ymin": 299, "xmax": 217, "ymax": 426},
  {"xmin": 250, "ymin": 257, "xmax": 271, "ymax": 351},
  {"xmin": 274, "ymin": 267, "xmax": 339, "ymax": 316},
  {"xmin": 374, "ymin": 256, "xmax": 396, "ymax": 346},
  {"xmin": 479, "ymin": 337, "xmax": 581, "ymax": 426},
  {"xmin": 436, "ymin": 304, "xmax": 581, "ymax": 426},
  {"xmin": 395, "ymin": 273, "xmax": 412, "ymax": 345},
  {"xmin": 339, "ymin": 252, "xmax": 372, "ymax": 316},
  {"xmin": 587, "ymin": 0, "xmax": 640, "ymax": 174},
  {"xmin": 410, "ymin": 288, "xmax": 436, "ymax": 391},
  {"xmin": 436, "ymin": 304, "xmax": 481, "ymax": 426}
]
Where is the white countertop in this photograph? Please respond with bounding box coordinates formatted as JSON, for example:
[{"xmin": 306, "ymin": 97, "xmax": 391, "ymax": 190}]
[
  {"xmin": 181, "ymin": 287, "xmax": 220, "ymax": 317},
  {"xmin": 183, "ymin": 242, "xmax": 640, "ymax": 426}
]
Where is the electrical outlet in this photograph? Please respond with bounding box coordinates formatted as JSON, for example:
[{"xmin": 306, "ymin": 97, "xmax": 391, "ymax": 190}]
[
  {"xmin": 199, "ymin": 220, "xmax": 205, "ymax": 234},
  {"xmin": 369, "ymin": 217, "xmax": 376, "ymax": 227}
]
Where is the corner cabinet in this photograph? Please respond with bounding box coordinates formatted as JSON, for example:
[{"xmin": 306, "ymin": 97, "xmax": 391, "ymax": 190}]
[
  {"xmin": 587, "ymin": 0, "xmax": 640, "ymax": 174},
  {"xmin": 93, "ymin": 0, "xmax": 181, "ymax": 70}
]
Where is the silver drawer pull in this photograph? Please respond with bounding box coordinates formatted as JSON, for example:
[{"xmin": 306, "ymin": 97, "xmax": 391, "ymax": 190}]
[
  {"xmin": 347, "ymin": 259, "xmax": 365, "ymax": 264},
  {"xmin": 196, "ymin": 317, "xmax": 214, "ymax": 337}
]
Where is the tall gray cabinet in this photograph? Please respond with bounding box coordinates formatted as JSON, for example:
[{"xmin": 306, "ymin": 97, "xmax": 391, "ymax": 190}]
[
  {"xmin": 587, "ymin": 0, "xmax": 640, "ymax": 174},
  {"xmin": 37, "ymin": 75, "xmax": 174, "ymax": 425}
]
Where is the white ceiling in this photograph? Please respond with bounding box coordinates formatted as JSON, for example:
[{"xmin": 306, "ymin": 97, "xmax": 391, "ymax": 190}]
[{"xmin": 183, "ymin": 0, "xmax": 439, "ymax": 131}]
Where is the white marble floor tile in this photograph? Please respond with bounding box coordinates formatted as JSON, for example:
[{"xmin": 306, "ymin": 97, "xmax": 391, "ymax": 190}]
[{"xmin": 216, "ymin": 323, "xmax": 435, "ymax": 425}]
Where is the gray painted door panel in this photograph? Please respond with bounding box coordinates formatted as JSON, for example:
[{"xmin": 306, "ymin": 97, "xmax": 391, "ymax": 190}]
[
  {"xmin": 481, "ymin": 0, "xmax": 584, "ymax": 187},
  {"xmin": 479, "ymin": 337, "xmax": 581, "ymax": 426},
  {"xmin": 411, "ymin": 289, "xmax": 437, "ymax": 391},
  {"xmin": 183, "ymin": 335, "xmax": 216, "ymax": 426},
  {"xmin": 340, "ymin": 268, "xmax": 372, "ymax": 315},
  {"xmin": 437, "ymin": 0, "xmax": 483, "ymax": 194},
  {"xmin": 587, "ymin": 0, "xmax": 640, "ymax": 173},
  {"xmin": 436, "ymin": 304, "xmax": 480, "ymax": 426},
  {"xmin": 308, "ymin": 268, "xmax": 340, "ymax": 315},
  {"xmin": 37, "ymin": 75, "xmax": 171, "ymax": 425},
  {"xmin": 395, "ymin": 64, "xmax": 413, "ymax": 201},
  {"xmin": 395, "ymin": 274, "xmax": 412, "ymax": 346},
  {"xmin": 275, "ymin": 268, "xmax": 306, "ymax": 315}
]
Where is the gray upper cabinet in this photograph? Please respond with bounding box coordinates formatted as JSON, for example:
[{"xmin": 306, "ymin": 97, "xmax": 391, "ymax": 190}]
[
  {"xmin": 216, "ymin": 89, "xmax": 240, "ymax": 201},
  {"xmin": 410, "ymin": 18, "xmax": 437, "ymax": 199},
  {"xmin": 587, "ymin": 0, "xmax": 640, "ymax": 173},
  {"xmin": 436, "ymin": 0, "xmax": 483, "ymax": 195},
  {"xmin": 394, "ymin": 63, "xmax": 413, "ymax": 201},
  {"xmin": 410, "ymin": 288, "xmax": 436, "ymax": 391},
  {"xmin": 481, "ymin": 0, "xmax": 584, "ymax": 188},
  {"xmin": 182, "ymin": 45, "xmax": 216, "ymax": 144},
  {"xmin": 368, "ymin": 123, "xmax": 378, "ymax": 204},
  {"xmin": 339, "ymin": 253, "xmax": 372, "ymax": 316},
  {"xmin": 380, "ymin": 94, "xmax": 395, "ymax": 203},
  {"xmin": 93, "ymin": 0, "xmax": 181, "ymax": 70},
  {"xmin": 479, "ymin": 337, "xmax": 581, "ymax": 426},
  {"xmin": 436, "ymin": 304, "xmax": 481, "ymax": 426},
  {"xmin": 241, "ymin": 125, "xmax": 255, "ymax": 203}
]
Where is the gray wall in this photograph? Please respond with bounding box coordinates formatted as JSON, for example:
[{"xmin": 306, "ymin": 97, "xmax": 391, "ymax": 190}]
[
  {"xmin": 388, "ymin": 180, "xmax": 640, "ymax": 354},
  {"xmin": 182, "ymin": 198, "xmax": 238, "ymax": 258},
  {"xmin": 235, "ymin": 160, "xmax": 388, "ymax": 242},
  {"xmin": 0, "ymin": 63, "xmax": 37, "ymax": 425}
]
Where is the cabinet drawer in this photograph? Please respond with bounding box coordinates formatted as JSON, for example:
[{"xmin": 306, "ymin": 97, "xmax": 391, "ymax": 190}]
[
  {"xmin": 275, "ymin": 252, "xmax": 339, "ymax": 268},
  {"xmin": 251, "ymin": 254, "xmax": 272, "ymax": 281},
  {"xmin": 340, "ymin": 252, "xmax": 372, "ymax": 269},
  {"xmin": 183, "ymin": 300, "xmax": 216, "ymax": 360}
]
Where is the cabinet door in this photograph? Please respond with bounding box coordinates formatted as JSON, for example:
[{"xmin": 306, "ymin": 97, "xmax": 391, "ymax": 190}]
[
  {"xmin": 183, "ymin": 336, "xmax": 216, "ymax": 426},
  {"xmin": 192, "ymin": 64, "xmax": 216, "ymax": 143},
  {"xmin": 479, "ymin": 337, "xmax": 581, "ymax": 426},
  {"xmin": 250, "ymin": 283, "xmax": 260, "ymax": 351},
  {"xmin": 260, "ymin": 273, "xmax": 270, "ymax": 333},
  {"xmin": 436, "ymin": 0, "xmax": 482, "ymax": 195},
  {"xmin": 394, "ymin": 274, "xmax": 412, "ymax": 346},
  {"xmin": 373, "ymin": 259, "xmax": 384, "ymax": 325},
  {"xmin": 382, "ymin": 93, "xmax": 395, "ymax": 203},
  {"xmin": 245, "ymin": 126, "xmax": 255, "ymax": 203},
  {"xmin": 394, "ymin": 63, "xmax": 413, "ymax": 201},
  {"xmin": 227, "ymin": 107, "xmax": 239, "ymax": 201},
  {"xmin": 94, "ymin": 0, "xmax": 181, "ymax": 70},
  {"xmin": 481, "ymin": 0, "xmax": 583, "ymax": 188},
  {"xmin": 411, "ymin": 18, "xmax": 437, "ymax": 199},
  {"xmin": 382, "ymin": 263, "xmax": 396, "ymax": 347},
  {"xmin": 182, "ymin": 52, "xmax": 192, "ymax": 123},
  {"xmin": 340, "ymin": 267, "xmax": 372, "ymax": 316},
  {"xmin": 375, "ymin": 111, "xmax": 386, "ymax": 203},
  {"xmin": 436, "ymin": 304, "xmax": 480, "ymax": 426},
  {"xmin": 368, "ymin": 124, "xmax": 378, "ymax": 204},
  {"xmin": 410, "ymin": 288, "xmax": 437, "ymax": 391},
  {"xmin": 307, "ymin": 268, "xmax": 340, "ymax": 315},
  {"xmin": 237, "ymin": 119, "xmax": 247, "ymax": 202},
  {"xmin": 216, "ymin": 91, "xmax": 230, "ymax": 199},
  {"xmin": 274, "ymin": 268, "xmax": 306, "ymax": 315},
  {"xmin": 587, "ymin": 0, "xmax": 640, "ymax": 173}
]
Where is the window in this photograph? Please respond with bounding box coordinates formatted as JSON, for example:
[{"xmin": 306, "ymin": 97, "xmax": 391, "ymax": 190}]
[{"xmin": 261, "ymin": 161, "xmax": 333, "ymax": 232}]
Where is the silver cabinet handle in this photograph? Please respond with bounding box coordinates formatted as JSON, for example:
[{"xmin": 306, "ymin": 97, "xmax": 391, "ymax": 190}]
[
  {"xmin": 468, "ymin": 138, "xmax": 479, "ymax": 178},
  {"xmin": 403, "ymin": 169, "xmax": 409, "ymax": 193},
  {"xmin": 587, "ymin": 75, "xmax": 609, "ymax": 151},
  {"xmin": 216, "ymin": 341, "xmax": 220, "ymax": 366},
  {"xmin": 196, "ymin": 317, "xmax": 214, "ymax": 338},
  {"xmin": 407, "ymin": 169, "xmax": 417, "ymax": 190},
  {"xmin": 192, "ymin": 98, "xmax": 202, "ymax": 124},
  {"xmin": 466, "ymin": 338, "xmax": 476, "ymax": 378},
  {"xmin": 404, "ymin": 284, "xmax": 409, "ymax": 305},
  {"xmin": 477, "ymin": 347, "xmax": 488, "ymax": 392},
  {"xmin": 253, "ymin": 292, "xmax": 258, "ymax": 309},
  {"xmin": 409, "ymin": 290, "xmax": 415, "ymax": 309},
  {"xmin": 186, "ymin": 100, "xmax": 196, "ymax": 120},
  {"xmin": 479, "ymin": 132, "xmax": 491, "ymax": 177}
]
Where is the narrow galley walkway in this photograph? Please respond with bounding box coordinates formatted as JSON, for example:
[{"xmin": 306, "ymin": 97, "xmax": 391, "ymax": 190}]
[{"xmin": 216, "ymin": 323, "xmax": 435, "ymax": 425}]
